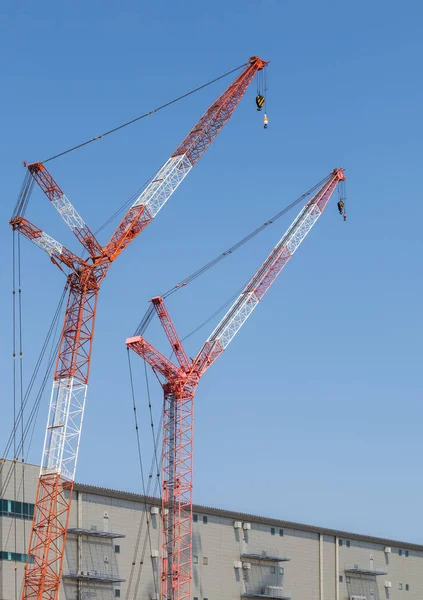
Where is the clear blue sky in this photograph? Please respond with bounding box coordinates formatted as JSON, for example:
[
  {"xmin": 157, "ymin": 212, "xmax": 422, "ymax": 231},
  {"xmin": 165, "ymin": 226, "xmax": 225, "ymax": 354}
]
[{"xmin": 1, "ymin": 0, "xmax": 422, "ymax": 543}]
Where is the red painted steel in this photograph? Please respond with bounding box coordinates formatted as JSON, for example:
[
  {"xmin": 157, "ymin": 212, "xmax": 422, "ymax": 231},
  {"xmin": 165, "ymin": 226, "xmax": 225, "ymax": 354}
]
[
  {"xmin": 126, "ymin": 169, "xmax": 345, "ymax": 600},
  {"xmin": 10, "ymin": 56, "xmax": 266, "ymax": 600}
]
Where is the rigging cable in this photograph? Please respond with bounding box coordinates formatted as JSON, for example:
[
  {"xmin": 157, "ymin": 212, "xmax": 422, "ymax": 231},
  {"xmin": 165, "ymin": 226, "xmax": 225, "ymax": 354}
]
[
  {"xmin": 41, "ymin": 63, "xmax": 247, "ymax": 164},
  {"xmin": 12, "ymin": 230, "xmax": 18, "ymax": 600},
  {"xmin": 162, "ymin": 173, "xmax": 331, "ymax": 299},
  {"xmin": 130, "ymin": 360, "xmax": 163, "ymax": 600},
  {"xmin": 1, "ymin": 285, "xmax": 67, "ymax": 499},
  {"xmin": 126, "ymin": 350, "xmax": 161, "ymax": 599},
  {"xmin": 135, "ymin": 172, "xmax": 332, "ymax": 338}
]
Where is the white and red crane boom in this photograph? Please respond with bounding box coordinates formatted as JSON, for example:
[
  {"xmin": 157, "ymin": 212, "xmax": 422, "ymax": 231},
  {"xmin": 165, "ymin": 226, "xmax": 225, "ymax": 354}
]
[
  {"xmin": 194, "ymin": 168, "xmax": 345, "ymax": 373},
  {"xmin": 10, "ymin": 55, "xmax": 267, "ymax": 600},
  {"xmin": 126, "ymin": 167, "xmax": 346, "ymax": 600}
]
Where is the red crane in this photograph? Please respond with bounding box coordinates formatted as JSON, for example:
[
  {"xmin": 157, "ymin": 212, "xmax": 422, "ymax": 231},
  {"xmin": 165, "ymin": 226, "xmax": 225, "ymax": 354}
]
[
  {"xmin": 9, "ymin": 55, "xmax": 268, "ymax": 600},
  {"xmin": 126, "ymin": 168, "xmax": 346, "ymax": 600}
]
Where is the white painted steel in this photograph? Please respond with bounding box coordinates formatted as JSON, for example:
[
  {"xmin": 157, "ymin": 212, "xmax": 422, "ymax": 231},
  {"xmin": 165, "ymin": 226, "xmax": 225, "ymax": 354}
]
[
  {"xmin": 32, "ymin": 231, "xmax": 64, "ymax": 258},
  {"xmin": 132, "ymin": 154, "xmax": 192, "ymax": 218},
  {"xmin": 41, "ymin": 377, "xmax": 87, "ymax": 481},
  {"xmin": 51, "ymin": 194, "xmax": 87, "ymax": 232},
  {"xmin": 203, "ymin": 201, "xmax": 323, "ymax": 354}
]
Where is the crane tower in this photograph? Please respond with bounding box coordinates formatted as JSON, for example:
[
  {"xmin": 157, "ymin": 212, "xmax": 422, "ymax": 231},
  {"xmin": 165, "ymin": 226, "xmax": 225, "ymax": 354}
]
[
  {"xmin": 127, "ymin": 168, "xmax": 346, "ymax": 600},
  {"xmin": 10, "ymin": 55, "xmax": 268, "ymax": 600}
]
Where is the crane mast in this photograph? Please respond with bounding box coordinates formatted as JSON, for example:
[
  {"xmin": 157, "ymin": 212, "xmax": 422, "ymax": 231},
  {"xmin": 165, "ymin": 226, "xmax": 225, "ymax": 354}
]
[
  {"xmin": 10, "ymin": 56, "xmax": 267, "ymax": 600},
  {"xmin": 126, "ymin": 167, "xmax": 345, "ymax": 600}
]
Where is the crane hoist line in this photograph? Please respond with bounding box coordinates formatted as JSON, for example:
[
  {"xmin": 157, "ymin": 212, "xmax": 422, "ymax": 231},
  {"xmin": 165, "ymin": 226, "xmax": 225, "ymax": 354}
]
[
  {"xmin": 32, "ymin": 58, "xmax": 268, "ymax": 165},
  {"xmin": 127, "ymin": 167, "xmax": 346, "ymax": 600},
  {"xmin": 9, "ymin": 55, "xmax": 268, "ymax": 600}
]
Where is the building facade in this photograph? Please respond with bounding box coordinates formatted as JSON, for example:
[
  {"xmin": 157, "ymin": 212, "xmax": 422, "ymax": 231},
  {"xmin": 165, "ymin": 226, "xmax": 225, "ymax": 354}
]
[{"xmin": 1, "ymin": 460, "xmax": 422, "ymax": 600}]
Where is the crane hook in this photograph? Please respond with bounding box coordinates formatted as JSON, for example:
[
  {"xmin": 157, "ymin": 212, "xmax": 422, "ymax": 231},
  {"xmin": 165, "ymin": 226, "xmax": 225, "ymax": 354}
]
[{"xmin": 263, "ymin": 113, "xmax": 268, "ymax": 129}]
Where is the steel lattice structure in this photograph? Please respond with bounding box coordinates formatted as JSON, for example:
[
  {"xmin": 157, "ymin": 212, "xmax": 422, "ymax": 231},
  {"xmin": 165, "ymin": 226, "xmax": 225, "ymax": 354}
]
[
  {"xmin": 126, "ymin": 167, "xmax": 346, "ymax": 600},
  {"xmin": 9, "ymin": 55, "xmax": 268, "ymax": 600}
]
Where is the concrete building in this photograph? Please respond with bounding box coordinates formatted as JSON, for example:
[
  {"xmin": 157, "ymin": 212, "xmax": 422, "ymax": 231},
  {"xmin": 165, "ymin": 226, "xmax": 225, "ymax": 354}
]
[{"xmin": 1, "ymin": 459, "xmax": 422, "ymax": 600}]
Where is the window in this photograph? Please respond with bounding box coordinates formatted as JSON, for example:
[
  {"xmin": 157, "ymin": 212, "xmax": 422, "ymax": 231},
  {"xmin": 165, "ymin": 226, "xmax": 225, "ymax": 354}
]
[
  {"xmin": 202, "ymin": 516, "xmax": 208, "ymax": 524},
  {"xmin": 114, "ymin": 590, "xmax": 120, "ymax": 598},
  {"xmin": 193, "ymin": 514, "xmax": 198, "ymax": 522},
  {"xmin": 194, "ymin": 597, "xmax": 198, "ymax": 600},
  {"xmin": 339, "ymin": 576, "xmax": 343, "ymax": 583},
  {"xmin": 405, "ymin": 550, "xmax": 409, "ymax": 557},
  {"xmin": 338, "ymin": 539, "xmax": 343, "ymax": 546},
  {"xmin": 406, "ymin": 584, "xmax": 409, "ymax": 591},
  {"xmin": 270, "ymin": 566, "xmax": 276, "ymax": 574},
  {"xmin": 279, "ymin": 568, "xmax": 284, "ymax": 576},
  {"xmin": 399, "ymin": 583, "xmax": 403, "ymax": 590},
  {"xmin": 346, "ymin": 540, "xmax": 350, "ymax": 548},
  {"xmin": 114, "ymin": 545, "xmax": 120, "ymax": 554},
  {"xmin": 270, "ymin": 527, "xmax": 275, "ymax": 536},
  {"xmin": 0, "ymin": 552, "xmax": 34, "ymax": 563},
  {"xmin": 346, "ymin": 576, "xmax": 350, "ymax": 584},
  {"xmin": 203, "ymin": 557, "xmax": 208, "ymax": 566},
  {"xmin": 0, "ymin": 499, "xmax": 35, "ymax": 520},
  {"xmin": 399, "ymin": 549, "xmax": 403, "ymax": 556},
  {"xmin": 279, "ymin": 528, "xmax": 284, "ymax": 537},
  {"xmin": 193, "ymin": 556, "xmax": 198, "ymax": 564}
]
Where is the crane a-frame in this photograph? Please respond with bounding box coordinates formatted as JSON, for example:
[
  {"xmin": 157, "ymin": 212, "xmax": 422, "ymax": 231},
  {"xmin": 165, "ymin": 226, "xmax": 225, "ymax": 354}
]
[
  {"xmin": 126, "ymin": 167, "xmax": 346, "ymax": 600},
  {"xmin": 9, "ymin": 56, "xmax": 268, "ymax": 600}
]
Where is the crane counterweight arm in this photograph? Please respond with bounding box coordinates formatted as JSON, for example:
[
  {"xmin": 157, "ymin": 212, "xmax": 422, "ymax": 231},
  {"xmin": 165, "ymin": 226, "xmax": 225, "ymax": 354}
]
[
  {"xmin": 27, "ymin": 162, "xmax": 103, "ymax": 257},
  {"xmin": 104, "ymin": 56, "xmax": 268, "ymax": 261},
  {"xmin": 10, "ymin": 216, "xmax": 85, "ymax": 272},
  {"xmin": 194, "ymin": 168, "xmax": 345, "ymax": 374},
  {"xmin": 126, "ymin": 336, "xmax": 182, "ymax": 382}
]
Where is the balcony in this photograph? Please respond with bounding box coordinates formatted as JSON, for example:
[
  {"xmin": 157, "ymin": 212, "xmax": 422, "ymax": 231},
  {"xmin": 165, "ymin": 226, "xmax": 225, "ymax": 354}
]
[
  {"xmin": 67, "ymin": 527, "xmax": 125, "ymax": 539},
  {"xmin": 63, "ymin": 571, "xmax": 125, "ymax": 584},
  {"xmin": 344, "ymin": 565, "xmax": 388, "ymax": 576},
  {"xmin": 241, "ymin": 553, "xmax": 290, "ymax": 563}
]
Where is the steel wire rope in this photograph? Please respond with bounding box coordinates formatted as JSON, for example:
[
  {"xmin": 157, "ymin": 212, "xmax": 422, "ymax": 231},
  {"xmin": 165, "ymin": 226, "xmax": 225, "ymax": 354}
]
[
  {"xmin": 41, "ymin": 63, "xmax": 247, "ymax": 164},
  {"xmin": 1, "ymin": 285, "xmax": 67, "ymax": 499},
  {"xmin": 126, "ymin": 350, "xmax": 162, "ymax": 599},
  {"xmin": 130, "ymin": 361, "xmax": 164, "ymax": 600},
  {"xmin": 0, "ymin": 328, "xmax": 63, "ymax": 580},
  {"xmin": 11, "ymin": 231, "xmax": 18, "ymax": 600},
  {"xmin": 135, "ymin": 173, "xmax": 332, "ymax": 339},
  {"xmin": 161, "ymin": 173, "xmax": 331, "ymax": 300},
  {"xmin": 16, "ymin": 233, "xmax": 27, "ymax": 554}
]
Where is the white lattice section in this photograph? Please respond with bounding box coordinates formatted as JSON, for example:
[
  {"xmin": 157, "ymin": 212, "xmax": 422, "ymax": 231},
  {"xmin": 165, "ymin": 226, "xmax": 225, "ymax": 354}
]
[
  {"xmin": 205, "ymin": 202, "xmax": 324, "ymax": 354},
  {"xmin": 41, "ymin": 377, "xmax": 87, "ymax": 481},
  {"xmin": 209, "ymin": 293, "xmax": 259, "ymax": 351},
  {"xmin": 33, "ymin": 231, "xmax": 63, "ymax": 257},
  {"xmin": 132, "ymin": 154, "xmax": 192, "ymax": 218},
  {"xmin": 52, "ymin": 194, "xmax": 86, "ymax": 231},
  {"xmin": 284, "ymin": 204, "xmax": 321, "ymax": 256}
]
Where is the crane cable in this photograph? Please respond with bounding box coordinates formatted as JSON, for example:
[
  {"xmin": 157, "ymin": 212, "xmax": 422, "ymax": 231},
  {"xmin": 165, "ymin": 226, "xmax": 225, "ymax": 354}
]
[
  {"xmin": 41, "ymin": 62, "xmax": 247, "ymax": 165},
  {"xmin": 161, "ymin": 173, "xmax": 331, "ymax": 300},
  {"xmin": 126, "ymin": 350, "xmax": 163, "ymax": 600},
  {"xmin": 135, "ymin": 172, "xmax": 332, "ymax": 338},
  {"xmin": 1, "ymin": 284, "xmax": 67, "ymax": 500}
]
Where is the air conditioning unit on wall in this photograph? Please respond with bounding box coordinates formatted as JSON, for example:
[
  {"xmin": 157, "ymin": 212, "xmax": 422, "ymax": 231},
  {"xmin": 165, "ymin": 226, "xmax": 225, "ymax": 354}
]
[{"xmin": 385, "ymin": 582, "xmax": 392, "ymax": 588}]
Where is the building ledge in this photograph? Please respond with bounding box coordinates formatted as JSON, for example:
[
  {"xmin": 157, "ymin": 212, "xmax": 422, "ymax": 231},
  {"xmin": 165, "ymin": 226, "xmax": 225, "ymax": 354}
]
[
  {"xmin": 63, "ymin": 572, "xmax": 125, "ymax": 583},
  {"xmin": 241, "ymin": 553, "xmax": 290, "ymax": 562},
  {"xmin": 344, "ymin": 566, "xmax": 388, "ymax": 576},
  {"xmin": 67, "ymin": 528, "xmax": 125, "ymax": 539},
  {"xmin": 242, "ymin": 594, "xmax": 291, "ymax": 600}
]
